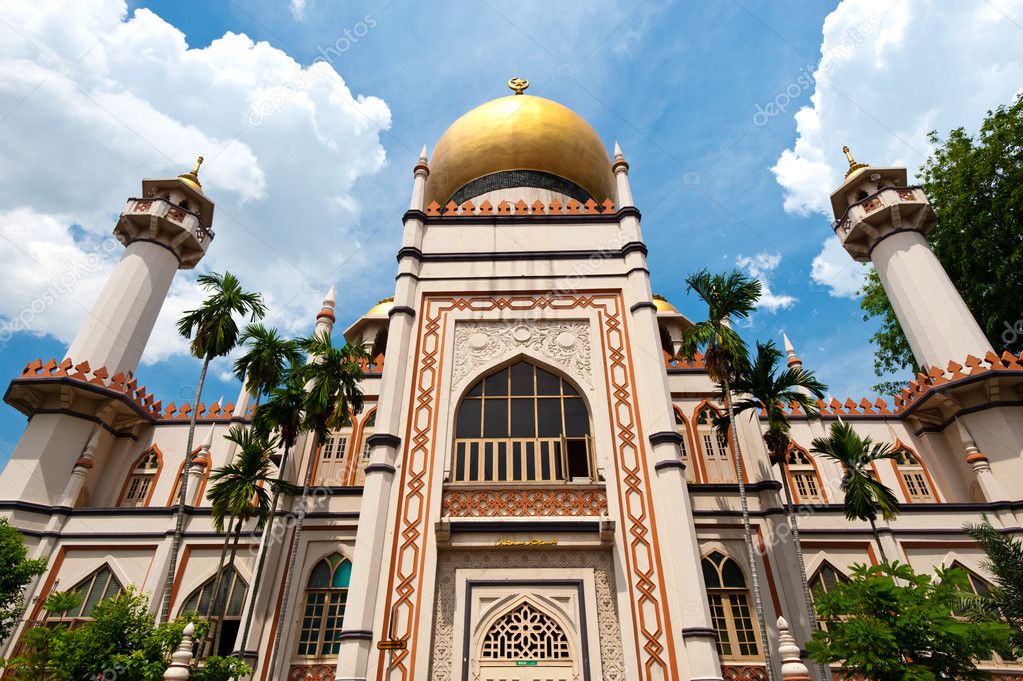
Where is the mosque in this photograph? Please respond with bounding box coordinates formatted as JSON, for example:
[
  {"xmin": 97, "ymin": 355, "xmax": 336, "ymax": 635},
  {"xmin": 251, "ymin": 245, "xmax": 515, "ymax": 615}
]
[{"xmin": 2, "ymin": 79, "xmax": 1022, "ymax": 681}]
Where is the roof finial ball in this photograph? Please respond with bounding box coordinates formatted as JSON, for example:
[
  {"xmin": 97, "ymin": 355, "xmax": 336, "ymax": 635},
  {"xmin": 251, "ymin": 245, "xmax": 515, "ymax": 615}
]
[{"xmin": 507, "ymin": 77, "xmax": 529, "ymax": 95}]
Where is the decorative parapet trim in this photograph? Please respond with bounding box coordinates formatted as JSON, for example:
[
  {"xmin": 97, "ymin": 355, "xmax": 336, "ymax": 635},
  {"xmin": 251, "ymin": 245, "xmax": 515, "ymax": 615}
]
[
  {"xmin": 11, "ymin": 358, "xmax": 254, "ymax": 422},
  {"xmin": 779, "ymin": 350, "xmax": 1023, "ymax": 418},
  {"xmin": 440, "ymin": 486, "xmax": 608, "ymax": 518},
  {"xmin": 425, "ymin": 197, "xmax": 615, "ymax": 217}
]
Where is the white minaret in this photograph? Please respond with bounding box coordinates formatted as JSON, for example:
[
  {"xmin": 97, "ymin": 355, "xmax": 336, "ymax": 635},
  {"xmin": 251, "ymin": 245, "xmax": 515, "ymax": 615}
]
[
  {"xmin": 65, "ymin": 157, "xmax": 215, "ymax": 375},
  {"xmin": 829, "ymin": 147, "xmax": 992, "ymax": 370}
]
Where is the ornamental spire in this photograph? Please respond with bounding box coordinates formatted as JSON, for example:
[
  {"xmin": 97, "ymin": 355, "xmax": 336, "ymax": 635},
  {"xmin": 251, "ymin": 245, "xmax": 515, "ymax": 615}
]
[
  {"xmin": 842, "ymin": 145, "xmax": 869, "ymax": 179},
  {"xmin": 177, "ymin": 155, "xmax": 204, "ymax": 190}
]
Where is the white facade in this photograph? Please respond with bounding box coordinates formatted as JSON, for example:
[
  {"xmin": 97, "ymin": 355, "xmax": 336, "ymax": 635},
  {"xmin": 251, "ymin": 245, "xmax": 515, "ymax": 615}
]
[{"xmin": 2, "ymin": 92, "xmax": 1023, "ymax": 681}]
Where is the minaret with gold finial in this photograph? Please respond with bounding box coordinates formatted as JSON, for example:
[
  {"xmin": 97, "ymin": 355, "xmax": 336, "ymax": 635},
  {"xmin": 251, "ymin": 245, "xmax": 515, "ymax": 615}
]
[
  {"xmin": 65, "ymin": 157, "xmax": 216, "ymax": 375},
  {"xmin": 828, "ymin": 146, "xmax": 992, "ymax": 370}
]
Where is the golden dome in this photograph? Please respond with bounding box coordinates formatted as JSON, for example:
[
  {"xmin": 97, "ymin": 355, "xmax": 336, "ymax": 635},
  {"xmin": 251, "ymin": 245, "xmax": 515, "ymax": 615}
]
[
  {"xmin": 425, "ymin": 94, "xmax": 615, "ymax": 206},
  {"xmin": 652, "ymin": 294, "xmax": 679, "ymax": 314},
  {"xmin": 366, "ymin": 296, "xmax": 394, "ymax": 317}
]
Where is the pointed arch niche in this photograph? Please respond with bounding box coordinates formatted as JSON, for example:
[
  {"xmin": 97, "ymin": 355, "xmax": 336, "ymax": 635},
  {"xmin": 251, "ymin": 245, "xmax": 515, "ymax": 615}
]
[
  {"xmin": 702, "ymin": 550, "xmax": 761, "ymax": 662},
  {"xmin": 451, "ymin": 359, "xmax": 593, "ymax": 484}
]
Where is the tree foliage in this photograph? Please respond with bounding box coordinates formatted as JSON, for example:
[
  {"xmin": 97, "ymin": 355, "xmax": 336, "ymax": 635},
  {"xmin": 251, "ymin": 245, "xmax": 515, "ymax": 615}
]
[
  {"xmin": 5, "ymin": 588, "xmax": 249, "ymax": 681},
  {"xmin": 861, "ymin": 96, "xmax": 1023, "ymax": 390},
  {"xmin": 0, "ymin": 518, "xmax": 46, "ymax": 642},
  {"xmin": 964, "ymin": 518, "xmax": 1023, "ymax": 655},
  {"xmin": 807, "ymin": 561, "xmax": 1012, "ymax": 680}
]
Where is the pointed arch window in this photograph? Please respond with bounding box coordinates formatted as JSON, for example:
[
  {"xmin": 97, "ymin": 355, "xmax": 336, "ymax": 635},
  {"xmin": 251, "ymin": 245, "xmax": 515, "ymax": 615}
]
[
  {"xmin": 119, "ymin": 447, "xmax": 160, "ymax": 507},
  {"xmin": 785, "ymin": 447, "xmax": 824, "ymax": 503},
  {"xmin": 674, "ymin": 409, "xmax": 694, "ymax": 483},
  {"xmin": 452, "ymin": 361, "xmax": 591, "ymax": 483},
  {"xmin": 296, "ymin": 553, "xmax": 351, "ymax": 658},
  {"xmin": 314, "ymin": 428, "xmax": 351, "ymax": 486},
  {"xmin": 702, "ymin": 551, "xmax": 760, "ymax": 660},
  {"xmin": 47, "ymin": 565, "xmax": 123, "ymax": 623},
  {"xmin": 808, "ymin": 562, "xmax": 849, "ymax": 604},
  {"xmin": 893, "ymin": 446, "xmax": 936, "ymax": 502},
  {"xmin": 180, "ymin": 566, "xmax": 247, "ymax": 657},
  {"xmin": 696, "ymin": 405, "xmax": 734, "ymax": 483}
]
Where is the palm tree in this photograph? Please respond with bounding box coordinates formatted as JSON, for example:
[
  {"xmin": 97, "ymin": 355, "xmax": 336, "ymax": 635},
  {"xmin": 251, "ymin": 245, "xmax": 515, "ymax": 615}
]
[
  {"xmin": 266, "ymin": 331, "xmax": 369, "ymax": 678},
  {"xmin": 233, "ymin": 324, "xmax": 302, "ymax": 408},
  {"xmin": 160, "ymin": 271, "xmax": 266, "ymax": 624},
  {"xmin": 811, "ymin": 421, "xmax": 900, "ymax": 561},
  {"xmin": 677, "ymin": 269, "xmax": 778, "ymax": 679},
  {"xmin": 235, "ymin": 368, "xmax": 307, "ymax": 658},
  {"xmin": 204, "ymin": 426, "xmax": 297, "ymax": 654},
  {"xmin": 729, "ymin": 340, "xmax": 828, "ymax": 681}
]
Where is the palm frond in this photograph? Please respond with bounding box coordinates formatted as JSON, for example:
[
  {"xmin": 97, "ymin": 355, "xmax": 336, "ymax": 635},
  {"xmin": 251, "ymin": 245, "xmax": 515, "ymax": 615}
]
[{"xmin": 812, "ymin": 421, "xmax": 901, "ymax": 524}]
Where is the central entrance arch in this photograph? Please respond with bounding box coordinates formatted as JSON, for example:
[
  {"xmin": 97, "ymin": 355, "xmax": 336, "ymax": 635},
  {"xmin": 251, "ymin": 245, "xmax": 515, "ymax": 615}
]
[{"xmin": 473, "ymin": 600, "xmax": 578, "ymax": 681}]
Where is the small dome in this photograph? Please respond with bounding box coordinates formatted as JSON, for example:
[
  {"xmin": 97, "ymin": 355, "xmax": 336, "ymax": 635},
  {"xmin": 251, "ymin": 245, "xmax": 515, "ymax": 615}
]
[
  {"xmin": 425, "ymin": 94, "xmax": 615, "ymax": 206},
  {"xmin": 652, "ymin": 294, "xmax": 679, "ymax": 314},
  {"xmin": 366, "ymin": 297, "xmax": 394, "ymax": 317}
]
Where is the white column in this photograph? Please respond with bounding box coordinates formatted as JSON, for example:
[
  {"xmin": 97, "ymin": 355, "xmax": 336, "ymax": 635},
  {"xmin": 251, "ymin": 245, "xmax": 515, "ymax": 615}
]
[
  {"xmin": 65, "ymin": 240, "xmax": 180, "ymax": 375},
  {"xmin": 871, "ymin": 231, "xmax": 992, "ymax": 369},
  {"xmin": 335, "ymin": 153, "xmax": 427, "ymax": 681}
]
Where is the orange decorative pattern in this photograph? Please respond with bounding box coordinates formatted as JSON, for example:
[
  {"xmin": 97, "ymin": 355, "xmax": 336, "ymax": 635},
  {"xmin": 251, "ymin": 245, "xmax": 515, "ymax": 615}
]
[
  {"xmin": 722, "ymin": 665, "xmax": 767, "ymax": 681},
  {"xmin": 779, "ymin": 350, "xmax": 1023, "ymax": 418},
  {"xmin": 663, "ymin": 349, "xmax": 706, "ymax": 369},
  {"xmin": 424, "ymin": 197, "xmax": 615, "ymax": 217},
  {"xmin": 440, "ymin": 487, "xmax": 608, "ymax": 517},
  {"xmin": 15, "ymin": 358, "xmax": 253, "ymax": 422},
  {"xmin": 287, "ymin": 664, "xmax": 335, "ymax": 681},
  {"xmin": 377, "ymin": 292, "xmax": 675, "ymax": 681}
]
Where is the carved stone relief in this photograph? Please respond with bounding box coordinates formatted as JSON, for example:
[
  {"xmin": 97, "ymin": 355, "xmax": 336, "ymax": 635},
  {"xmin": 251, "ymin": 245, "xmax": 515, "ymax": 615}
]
[{"xmin": 450, "ymin": 319, "xmax": 593, "ymax": 392}]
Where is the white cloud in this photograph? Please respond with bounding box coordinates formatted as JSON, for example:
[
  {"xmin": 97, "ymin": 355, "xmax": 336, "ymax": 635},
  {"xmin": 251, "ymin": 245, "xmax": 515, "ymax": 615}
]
[
  {"xmin": 810, "ymin": 236, "xmax": 868, "ymax": 298},
  {"xmin": 772, "ymin": 0, "xmax": 1023, "ymax": 296},
  {"xmin": 289, "ymin": 0, "xmax": 308, "ymax": 21},
  {"xmin": 735, "ymin": 252, "xmax": 796, "ymax": 313},
  {"xmin": 0, "ymin": 0, "xmax": 390, "ymax": 365}
]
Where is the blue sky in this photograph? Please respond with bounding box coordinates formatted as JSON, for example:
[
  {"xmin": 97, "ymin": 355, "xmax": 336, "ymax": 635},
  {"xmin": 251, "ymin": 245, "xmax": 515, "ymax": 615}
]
[{"xmin": 1, "ymin": 1, "xmax": 1020, "ymax": 464}]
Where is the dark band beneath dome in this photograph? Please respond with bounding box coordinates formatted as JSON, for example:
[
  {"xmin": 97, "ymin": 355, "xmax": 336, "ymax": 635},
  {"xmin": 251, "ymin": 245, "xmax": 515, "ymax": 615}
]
[{"xmin": 450, "ymin": 169, "xmax": 593, "ymax": 205}]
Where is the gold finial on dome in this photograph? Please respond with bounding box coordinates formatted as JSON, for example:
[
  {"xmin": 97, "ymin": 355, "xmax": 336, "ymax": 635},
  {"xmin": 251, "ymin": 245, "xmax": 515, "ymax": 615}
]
[
  {"xmin": 842, "ymin": 145, "xmax": 869, "ymax": 179},
  {"xmin": 507, "ymin": 77, "xmax": 529, "ymax": 95},
  {"xmin": 178, "ymin": 156, "xmax": 204, "ymax": 191}
]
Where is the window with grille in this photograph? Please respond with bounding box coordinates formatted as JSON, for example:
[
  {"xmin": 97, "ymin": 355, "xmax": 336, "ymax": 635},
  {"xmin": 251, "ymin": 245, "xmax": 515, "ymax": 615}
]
[
  {"xmin": 480, "ymin": 602, "xmax": 571, "ymax": 660},
  {"xmin": 697, "ymin": 406, "xmax": 735, "ymax": 483},
  {"xmin": 181, "ymin": 566, "xmax": 247, "ymax": 657},
  {"xmin": 893, "ymin": 448, "xmax": 935, "ymax": 502},
  {"xmin": 786, "ymin": 448, "xmax": 824, "ymax": 503},
  {"xmin": 296, "ymin": 553, "xmax": 351, "ymax": 658},
  {"xmin": 46, "ymin": 565, "xmax": 123, "ymax": 623},
  {"xmin": 314, "ymin": 430, "xmax": 350, "ymax": 486},
  {"xmin": 452, "ymin": 361, "xmax": 591, "ymax": 484},
  {"xmin": 674, "ymin": 410, "xmax": 694, "ymax": 483},
  {"xmin": 120, "ymin": 448, "xmax": 160, "ymax": 507},
  {"xmin": 702, "ymin": 551, "xmax": 760, "ymax": 660}
]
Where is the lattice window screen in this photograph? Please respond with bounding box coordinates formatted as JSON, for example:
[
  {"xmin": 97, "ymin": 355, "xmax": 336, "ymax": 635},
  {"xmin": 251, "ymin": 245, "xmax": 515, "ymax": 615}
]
[{"xmin": 480, "ymin": 602, "xmax": 571, "ymax": 660}]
